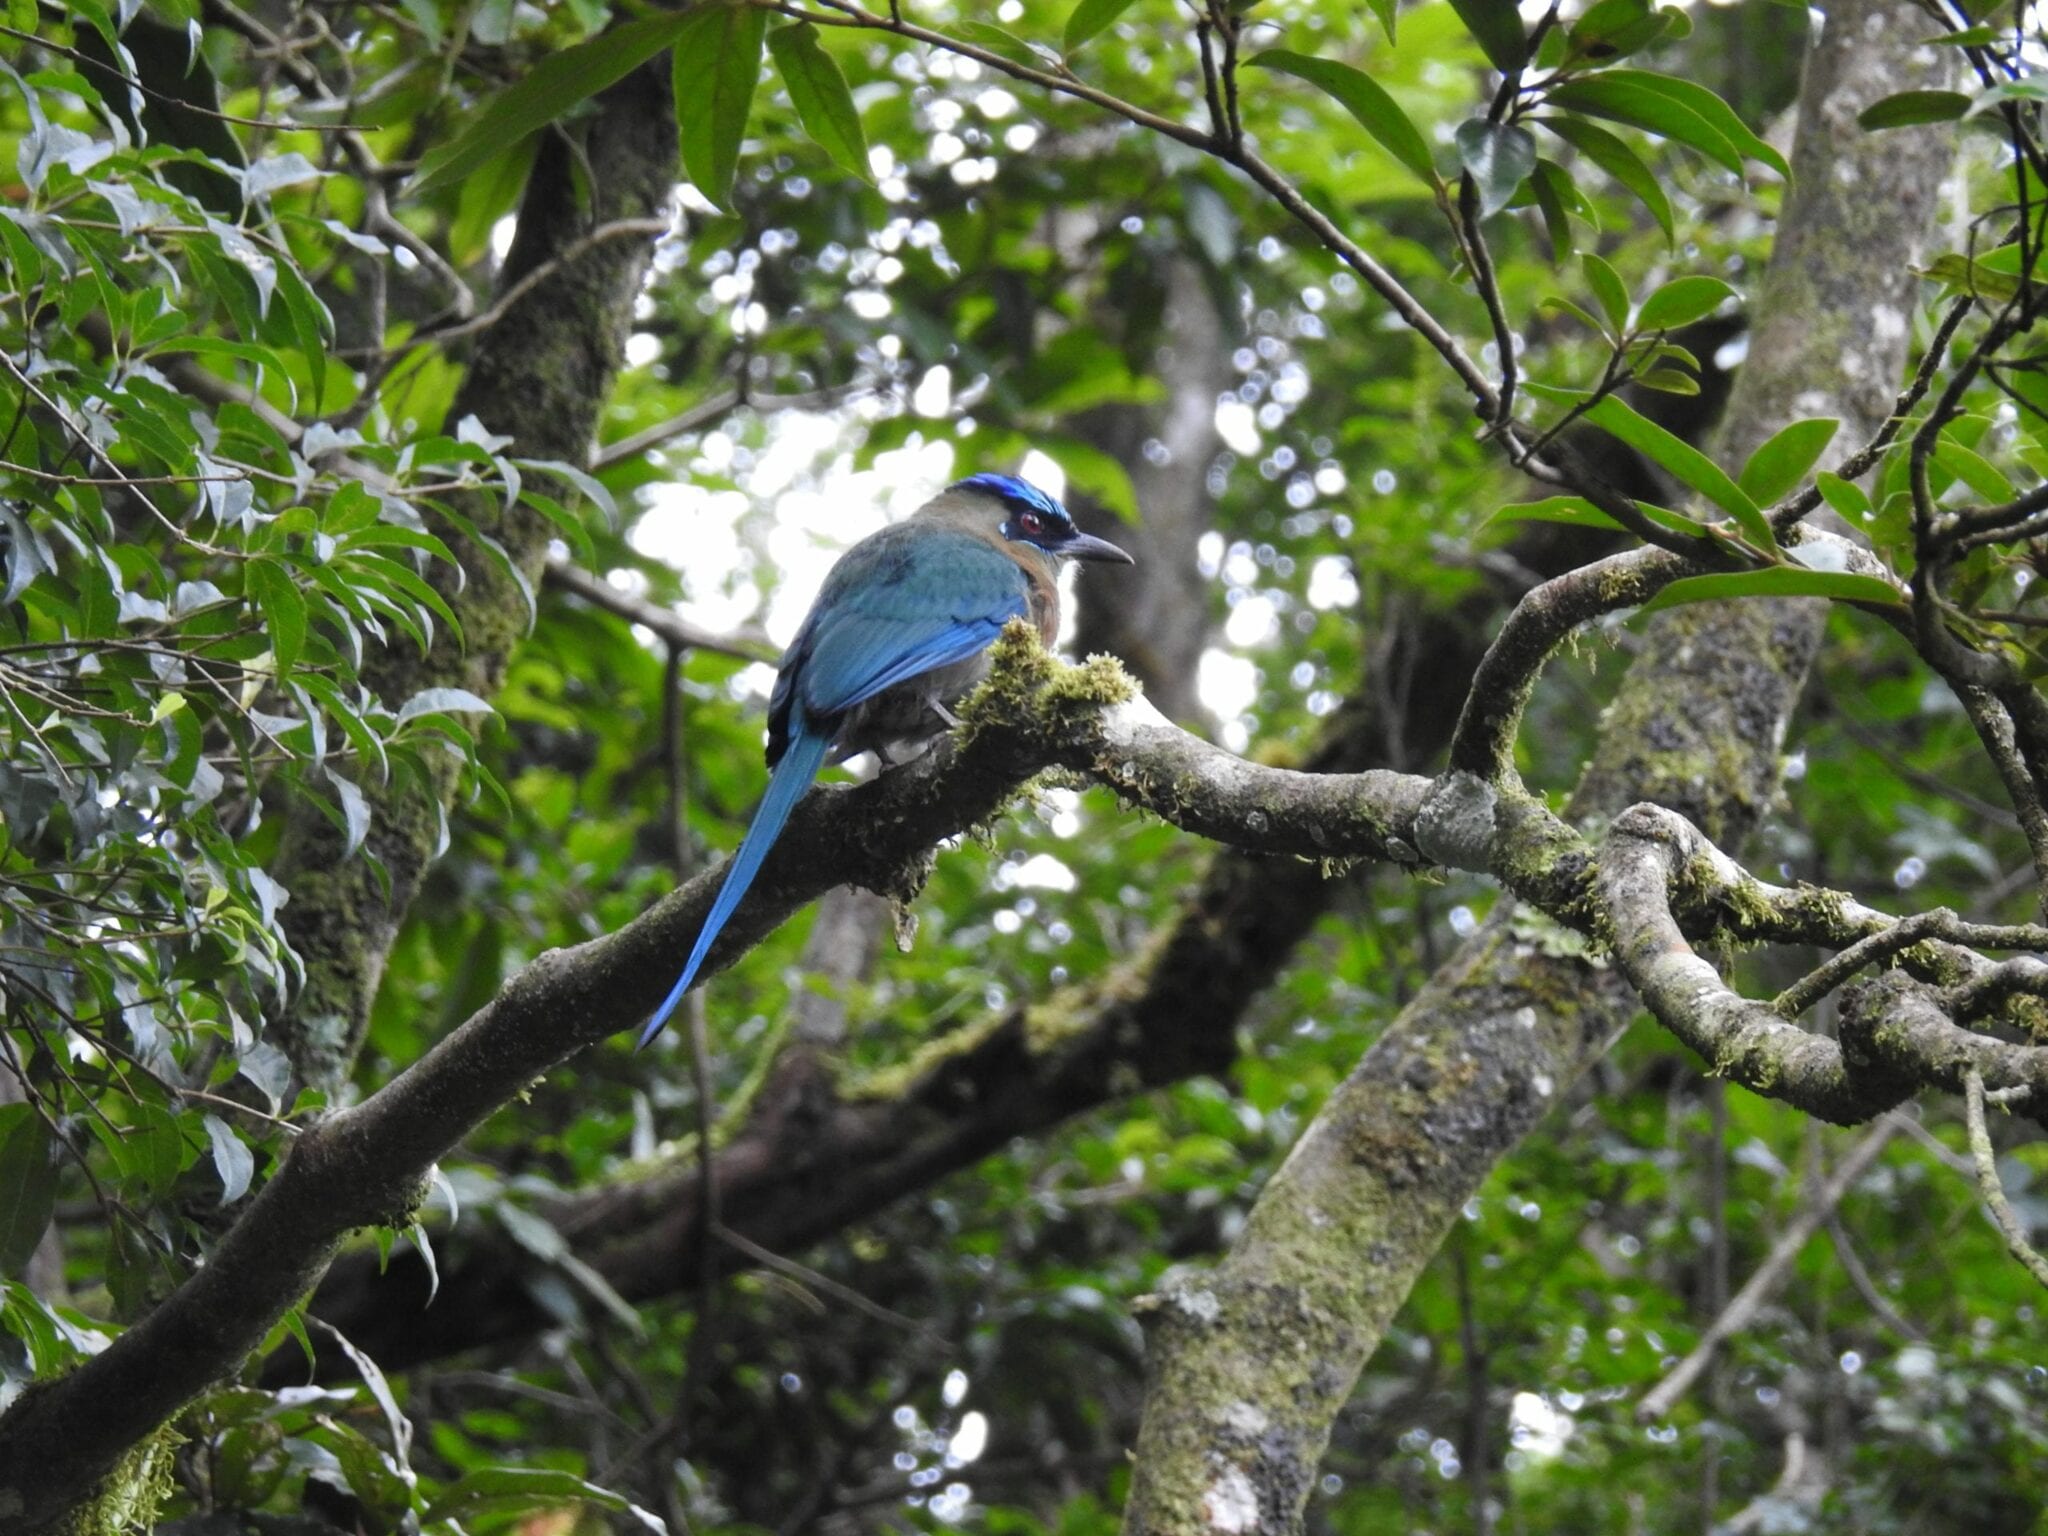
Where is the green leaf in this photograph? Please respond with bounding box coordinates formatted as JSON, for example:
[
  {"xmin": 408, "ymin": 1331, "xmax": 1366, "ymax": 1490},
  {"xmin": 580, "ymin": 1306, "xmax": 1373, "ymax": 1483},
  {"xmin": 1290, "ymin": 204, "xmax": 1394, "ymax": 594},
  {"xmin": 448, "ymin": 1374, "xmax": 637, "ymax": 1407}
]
[
  {"xmin": 1738, "ymin": 418, "xmax": 1840, "ymax": 504},
  {"xmin": 1530, "ymin": 160, "xmax": 1573, "ymax": 263},
  {"xmin": 1599, "ymin": 68, "xmax": 1788, "ymax": 176},
  {"xmin": 1858, "ymin": 89, "xmax": 1972, "ymax": 130},
  {"xmin": 1487, "ymin": 495, "xmax": 1706, "ymax": 538},
  {"xmin": 1539, "ymin": 292, "xmax": 1612, "ymax": 337},
  {"xmin": 420, "ymin": 1467, "xmax": 633, "ymax": 1524},
  {"xmin": 675, "ymin": 2, "xmax": 770, "ymax": 211},
  {"xmin": 1966, "ymin": 77, "xmax": 2048, "ymax": 119},
  {"xmin": 1919, "ymin": 251, "xmax": 2024, "ymax": 304},
  {"xmin": 1546, "ymin": 76, "xmax": 1742, "ymax": 175},
  {"xmin": 409, "ymin": 10, "xmax": 695, "ymax": 196},
  {"xmin": 1815, "ymin": 471, "xmax": 1873, "ymax": 522},
  {"xmin": 247, "ymin": 558, "xmax": 306, "ymax": 677},
  {"xmin": 1580, "ymin": 251, "xmax": 1631, "ymax": 333},
  {"xmin": 1063, "ymin": 0, "xmax": 1138, "ymax": 54},
  {"xmin": 766, "ymin": 22, "xmax": 870, "ymax": 181},
  {"xmin": 202, "ymin": 1114, "xmax": 253, "ymax": 1205},
  {"xmin": 1635, "ymin": 366, "xmax": 1699, "ymax": 394},
  {"xmin": 949, "ymin": 21, "xmax": 1049, "ymax": 67},
  {"xmin": 1454, "ymin": 119, "xmax": 1536, "ymax": 218},
  {"xmin": 1533, "ymin": 114, "xmax": 1673, "ymax": 244},
  {"xmin": 1636, "ymin": 275, "xmax": 1737, "ymax": 331},
  {"xmin": 1245, "ymin": 52, "xmax": 1437, "ymax": 186},
  {"xmin": 1447, "ymin": 0, "xmax": 1527, "ymax": 72},
  {"xmin": 1582, "ymin": 394, "xmax": 1775, "ymax": 549},
  {"xmin": 1486, "ymin": 496, "xmax": 1625, "ymax": 531},
  {"xmin": 1931, "ymin": 437, "xmax": 2016, "ymax": 502},
  {"xmin": 0, "ymin": 1106, "xmax": 56, "ymax": 1277},
  {"xmin": 1635, "ymin": 566, "xmax": 1905, "ymax": 617},
  {"xmin": 1566, "ymin": 0, "xmax": 1677, "ymax": 61},
  {"xmin": 1367, "ymin": 0, "xmax": 1397, "ymax": 44}
]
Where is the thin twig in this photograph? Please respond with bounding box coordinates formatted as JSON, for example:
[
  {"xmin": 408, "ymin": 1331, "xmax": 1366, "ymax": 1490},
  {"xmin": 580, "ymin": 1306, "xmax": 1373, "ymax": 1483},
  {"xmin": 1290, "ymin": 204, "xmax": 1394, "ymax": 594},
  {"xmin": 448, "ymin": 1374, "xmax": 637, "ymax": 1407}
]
[
  {"xmin": 712, "ymin": 1222, "xmax": 936, "ymax": 1339},
  {"xmin": 543, "ymin": 562, "xmax": 778, "ymax": 663},
  {"xmin": 1963, "ymin": 1068, "xmax": 2048, "ymax": 1290},
  {"xmin": 1637, "ymin": 1119, "xmax": 1897, "ymax": 1421}
]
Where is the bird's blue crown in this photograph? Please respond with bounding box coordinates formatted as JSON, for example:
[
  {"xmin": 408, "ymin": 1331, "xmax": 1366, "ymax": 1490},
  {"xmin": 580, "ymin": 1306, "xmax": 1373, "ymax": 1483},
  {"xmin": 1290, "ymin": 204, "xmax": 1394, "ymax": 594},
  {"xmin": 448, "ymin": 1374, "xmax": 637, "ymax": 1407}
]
[{"xmin": 950, "ymin": 472, "xmax": 1074, "ymax": 547}]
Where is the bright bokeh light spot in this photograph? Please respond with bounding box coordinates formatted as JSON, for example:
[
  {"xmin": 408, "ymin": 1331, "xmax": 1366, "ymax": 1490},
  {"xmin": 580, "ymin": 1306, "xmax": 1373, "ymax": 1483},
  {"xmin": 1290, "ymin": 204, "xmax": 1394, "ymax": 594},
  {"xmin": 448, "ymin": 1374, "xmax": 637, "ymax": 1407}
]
[
  {"xmin": 912, "ymin": 364, "xmax": 952, "ymax": 418},
  {"xmin": 1225, "ymin": 593, "xmax": 1278, "ymax": 647},
  {"xmin": 1509, "ymin": 1391, "xmax": 1572, "ymax": 1459},
  {"xmin": 1307, "ymin": 556, "xmax": 1359, "ymax": 611},
  {"xmin": 1042, "ymin": 786, "xmax": 1082, "ymax": 837},
  {"xmin": 948, "ymin": 1411, "xmax": 989, "ymax": 1463},
  {"xmin": 1214, "ymin": 398, "xmax": 1260, "ymax": 455},
  {"xmin": 1004, "ymin": 854, "xmax": 1076, "ymax": 892},
  {"xmin": 624, "ymin": 332, "xmax": 661, "ymax": 368},
  {"xmin": 489, "ymin": 215, "xmax": 517, "ymax": 262},
  {"xmin": 1200, "ymin": 648, "xmax": 1258, "ymax": 721},
  {"xmin": 1016, "ymin": 448, "xmax": 1067, "ymax": 502}
]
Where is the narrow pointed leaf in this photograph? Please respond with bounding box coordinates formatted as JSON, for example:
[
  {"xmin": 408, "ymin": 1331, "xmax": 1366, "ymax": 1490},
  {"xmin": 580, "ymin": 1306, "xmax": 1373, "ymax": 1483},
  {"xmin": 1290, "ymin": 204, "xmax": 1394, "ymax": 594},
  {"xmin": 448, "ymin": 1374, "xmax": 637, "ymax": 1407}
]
[
  {"xmin": 1448, "ymin": 0, "xmax": 1527, "ymax": 72},
  {"xmin": 1858, "ymin": 89, "xmax": 1971, "ymax": 130},
  {"xmin": 0, "ymin": 1106, "xmax": 56, "ymax": 1275},
  {"xmin": 1535, "ymin": 113, "xmax": 1673, "ymax": 243},
  {"xmin": 410, "ymin": 10, "xmax": 694, "ymax": 196},
  {"xmin": 675, "ymin": 2, "xmax": 769, "ymax": 210},
  {"xmin": 1546, "ymin": 76, "xmax": 1742, "ymax": 174},
  {"xmin": 1531, "ymin": 160, "xmax": 1572, "ymax": 262},
  {"xmin": 767, "ymin": 22, "xmax": 870, "ymax": 180},
  {"xmin": 1581, "ymin": 251, "xmax": 1631, "ymax": 332},
  {"xmin": 1738, "ymin": 418, "xmax": 1840, "ymax": 504},
  {"xmin": 1246, "ymin": 51, "xmax": 1437, "ymax": 186},
  {"xmin": 1582, "ymin": 394, "xmax": 1775, "ymax": 548},
  {"xmin": 1635, "ymin": 566, "xmax": 1904, "ymax": 617},
  {"xmin": 1063, "ymin": 0, "xmax": 1138, "ymax": 54}
]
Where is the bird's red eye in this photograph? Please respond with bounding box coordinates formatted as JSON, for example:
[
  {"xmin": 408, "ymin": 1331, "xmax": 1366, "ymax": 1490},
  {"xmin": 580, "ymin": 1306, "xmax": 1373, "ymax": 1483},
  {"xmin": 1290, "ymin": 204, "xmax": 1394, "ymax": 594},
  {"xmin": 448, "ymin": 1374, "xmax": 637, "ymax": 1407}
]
[{"xmin": 1017, "ymin": 510, "xmax": 1043, "ymax": 536}]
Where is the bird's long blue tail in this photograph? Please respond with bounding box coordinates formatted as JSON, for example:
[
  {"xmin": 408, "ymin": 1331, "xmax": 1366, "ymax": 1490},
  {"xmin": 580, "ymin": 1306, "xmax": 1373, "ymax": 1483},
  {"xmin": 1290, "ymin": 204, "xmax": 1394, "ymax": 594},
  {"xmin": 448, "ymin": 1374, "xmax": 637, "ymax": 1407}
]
[{"xmin": 638, "ymin": 723, "xmax": 832, "ymax": 1048}]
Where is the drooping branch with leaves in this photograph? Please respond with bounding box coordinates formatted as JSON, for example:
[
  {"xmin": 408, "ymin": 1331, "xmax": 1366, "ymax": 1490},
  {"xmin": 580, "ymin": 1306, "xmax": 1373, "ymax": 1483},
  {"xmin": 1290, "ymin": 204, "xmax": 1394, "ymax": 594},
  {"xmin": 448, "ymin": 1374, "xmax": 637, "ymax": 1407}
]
[{"xmin": 6, "ymin": 0, "xmax": 2048, "ymax": 1531}]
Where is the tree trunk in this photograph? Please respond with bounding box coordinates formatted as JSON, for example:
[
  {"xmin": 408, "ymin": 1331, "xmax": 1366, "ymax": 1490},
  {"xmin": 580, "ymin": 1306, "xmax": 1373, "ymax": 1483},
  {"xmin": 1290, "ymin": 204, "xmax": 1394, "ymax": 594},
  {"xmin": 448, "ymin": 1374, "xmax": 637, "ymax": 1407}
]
[{"xmin": 1121, "ymin": 4, "xmax": 1956, "ymax": 1529}]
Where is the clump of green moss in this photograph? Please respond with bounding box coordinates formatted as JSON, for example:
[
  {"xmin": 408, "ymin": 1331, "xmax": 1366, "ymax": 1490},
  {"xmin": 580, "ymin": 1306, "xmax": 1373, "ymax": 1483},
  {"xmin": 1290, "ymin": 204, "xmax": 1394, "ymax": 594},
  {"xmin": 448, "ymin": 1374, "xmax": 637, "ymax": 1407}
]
[{"xmin": 957, "ymin": 623, "xmax": 1137, "ymax": 751}]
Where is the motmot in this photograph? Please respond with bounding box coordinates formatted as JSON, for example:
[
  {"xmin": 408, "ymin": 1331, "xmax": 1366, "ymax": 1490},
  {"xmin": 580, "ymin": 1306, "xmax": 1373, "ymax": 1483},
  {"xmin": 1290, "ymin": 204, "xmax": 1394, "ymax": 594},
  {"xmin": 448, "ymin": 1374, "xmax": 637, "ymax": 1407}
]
[{"xmin": 639, "ymin": 473, "xmax": 1133, "ymax": 1046}]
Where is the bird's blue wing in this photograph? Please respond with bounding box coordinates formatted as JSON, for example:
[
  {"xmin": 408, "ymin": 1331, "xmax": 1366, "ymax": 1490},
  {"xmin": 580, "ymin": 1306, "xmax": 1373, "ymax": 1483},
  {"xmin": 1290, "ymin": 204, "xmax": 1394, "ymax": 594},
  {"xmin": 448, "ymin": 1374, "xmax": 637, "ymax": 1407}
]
[{"xmin": 792, "ymin": 527, "xmax": 1030, "ymax": 718}]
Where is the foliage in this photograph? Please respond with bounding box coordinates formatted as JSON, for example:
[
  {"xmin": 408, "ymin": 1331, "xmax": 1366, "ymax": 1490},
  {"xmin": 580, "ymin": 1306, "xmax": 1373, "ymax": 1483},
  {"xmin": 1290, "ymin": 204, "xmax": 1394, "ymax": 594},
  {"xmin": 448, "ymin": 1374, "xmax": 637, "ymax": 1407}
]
[{"xmin": 3, "ymin": 0, "xmax": 2048, "ymax": 1532}]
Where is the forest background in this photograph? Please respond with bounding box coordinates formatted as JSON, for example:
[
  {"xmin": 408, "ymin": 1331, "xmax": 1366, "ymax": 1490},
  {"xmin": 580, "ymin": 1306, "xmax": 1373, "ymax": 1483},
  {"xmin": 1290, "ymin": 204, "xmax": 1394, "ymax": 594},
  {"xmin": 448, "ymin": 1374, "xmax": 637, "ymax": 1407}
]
[{"xmin": 4, "ymin": 0, "xmax": 2048, "ymax": 1531}]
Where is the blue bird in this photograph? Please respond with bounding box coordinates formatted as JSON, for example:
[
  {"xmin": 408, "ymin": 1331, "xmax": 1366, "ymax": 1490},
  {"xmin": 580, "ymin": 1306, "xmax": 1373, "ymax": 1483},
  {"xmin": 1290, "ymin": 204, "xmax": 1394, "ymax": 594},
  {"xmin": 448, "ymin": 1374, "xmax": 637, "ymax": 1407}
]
[{"xmin": 639, "ymin": 473, "xmax": 1133, "ymax": 1046}]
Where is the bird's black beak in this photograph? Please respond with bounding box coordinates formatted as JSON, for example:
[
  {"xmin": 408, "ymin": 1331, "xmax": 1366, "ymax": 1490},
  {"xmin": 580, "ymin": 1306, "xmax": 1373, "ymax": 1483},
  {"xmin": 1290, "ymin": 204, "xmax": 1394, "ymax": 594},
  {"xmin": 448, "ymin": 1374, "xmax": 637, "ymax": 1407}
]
[{"xmin": 1063, "ymin": 530, "xmax": 1135, "ymax": 565}]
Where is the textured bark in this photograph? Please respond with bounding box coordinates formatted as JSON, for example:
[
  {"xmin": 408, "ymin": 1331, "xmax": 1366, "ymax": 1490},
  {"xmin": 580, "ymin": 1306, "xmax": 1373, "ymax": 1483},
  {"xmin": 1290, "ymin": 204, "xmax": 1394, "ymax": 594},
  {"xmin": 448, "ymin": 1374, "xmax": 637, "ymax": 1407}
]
[
  {"xmin": 267, "ymin": 66, "xmax": 678, "ymax": 1097},
  {"xmin": 1120, "ymin": 6, "xmax": 1958, "ymax": 1530}
]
